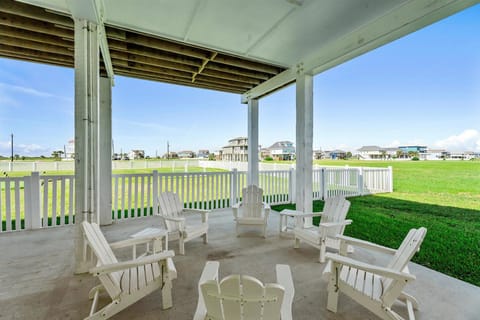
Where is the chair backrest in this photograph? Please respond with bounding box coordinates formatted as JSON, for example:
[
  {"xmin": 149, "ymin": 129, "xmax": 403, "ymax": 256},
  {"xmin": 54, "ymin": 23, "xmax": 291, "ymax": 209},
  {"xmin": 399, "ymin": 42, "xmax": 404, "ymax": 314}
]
[
  {"xmin": 382, "ymin": 227, "xmax": 427, "ymax": 294},
  {"xmin": 201, "ymin": 274, "xmax": 285, "ymax": 320},
  {"xmin": 158, "ymin": 192, "xmax": 184, "ymax": 231},
  {"xmin": 241, "ymin": 185, "xmax": 264, "ymax": 218},
  {"xmin": 319, "ymin": 197, "xmax": 351, "ymax": 237},
  {"xmin": 81, "ymin": 221, "xmax": 122, "ymax": 298}
]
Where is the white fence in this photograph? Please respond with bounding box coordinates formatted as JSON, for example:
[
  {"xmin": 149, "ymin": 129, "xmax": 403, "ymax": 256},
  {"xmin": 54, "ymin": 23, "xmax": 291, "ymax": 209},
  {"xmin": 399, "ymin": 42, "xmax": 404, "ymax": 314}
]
[
  {"xmin": 0, "ymin": 159, "xmax": 200, "ymax": 172},
  {"xmin": 0, "ymin": 166, "xmax": 392, "ymax": 232}
]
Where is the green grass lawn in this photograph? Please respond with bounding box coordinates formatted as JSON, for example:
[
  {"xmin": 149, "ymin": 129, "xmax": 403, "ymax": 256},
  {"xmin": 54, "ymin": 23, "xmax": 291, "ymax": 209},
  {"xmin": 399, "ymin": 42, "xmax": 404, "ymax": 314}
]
[{"xmin": 272, "ymin": 159, "xmax": 480, "ymax": 286}]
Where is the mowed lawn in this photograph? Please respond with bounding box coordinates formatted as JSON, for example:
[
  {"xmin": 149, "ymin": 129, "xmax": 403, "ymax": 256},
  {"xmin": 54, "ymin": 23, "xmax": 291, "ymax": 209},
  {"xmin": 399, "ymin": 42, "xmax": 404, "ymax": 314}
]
[{"xmin": 273, "ymin": 160, "xmax": 480, "ymax": 287}]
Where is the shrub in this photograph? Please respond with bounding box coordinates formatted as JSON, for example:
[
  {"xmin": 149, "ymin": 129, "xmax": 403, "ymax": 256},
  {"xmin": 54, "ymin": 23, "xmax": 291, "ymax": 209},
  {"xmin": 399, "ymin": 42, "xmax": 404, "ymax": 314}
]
[
  {"xmin": 264, "ymin": 156, "xmax": 273, "ymax": 161},
  {"xmin": 411, "ymin": 156, "xmax": 420, "ymax": 161}
]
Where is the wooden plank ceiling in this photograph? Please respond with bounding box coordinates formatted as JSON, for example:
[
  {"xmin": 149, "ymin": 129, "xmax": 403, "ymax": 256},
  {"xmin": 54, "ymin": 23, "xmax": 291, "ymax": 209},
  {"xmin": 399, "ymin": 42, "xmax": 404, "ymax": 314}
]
[{"xmin": 0, "ymin": 0, "xmax": 287, "ymax": 94}]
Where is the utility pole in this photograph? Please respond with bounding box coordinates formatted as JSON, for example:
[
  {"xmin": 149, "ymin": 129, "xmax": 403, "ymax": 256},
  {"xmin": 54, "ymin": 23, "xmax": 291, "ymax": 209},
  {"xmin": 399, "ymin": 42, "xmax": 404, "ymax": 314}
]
[
  {"xmin": 10, "ymin": 133, "xmax": 13, "ymax": 162},
  {"xmin": 167, "ymin": 141, "xmax": 170, "ymax": 160}
]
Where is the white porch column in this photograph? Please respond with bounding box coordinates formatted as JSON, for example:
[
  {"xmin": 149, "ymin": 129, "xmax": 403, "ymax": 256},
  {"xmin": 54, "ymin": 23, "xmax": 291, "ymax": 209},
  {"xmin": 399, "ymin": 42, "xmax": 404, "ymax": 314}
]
[
  {"xmin": 74, "ymin": 18, "xmax": 100, "ymax": 273},
  {"xmin": 99, "ymin": 77, "xmax": 112, "ymax": 225},
  {"xmin": 295, "ymin": 73, "xmax": 313, "ymax": 216},
  {"xmin": 247, "ymin": 99, "xmax": 259, "ymax": 186}
]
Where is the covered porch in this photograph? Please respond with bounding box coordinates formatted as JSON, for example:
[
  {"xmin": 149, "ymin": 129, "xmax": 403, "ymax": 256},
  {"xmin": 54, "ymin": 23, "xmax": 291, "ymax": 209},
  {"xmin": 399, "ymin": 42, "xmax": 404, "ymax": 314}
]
[{"xmin": 1, "ymin": 209, "xmax": 479, "ymax": 320}]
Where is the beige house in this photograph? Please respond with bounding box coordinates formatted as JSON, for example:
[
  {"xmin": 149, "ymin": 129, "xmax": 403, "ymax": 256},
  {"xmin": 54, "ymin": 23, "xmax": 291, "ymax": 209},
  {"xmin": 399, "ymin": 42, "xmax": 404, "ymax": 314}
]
[{"xmin": 221, "ymin": 137, "xmax": 248, "ymax": 162}]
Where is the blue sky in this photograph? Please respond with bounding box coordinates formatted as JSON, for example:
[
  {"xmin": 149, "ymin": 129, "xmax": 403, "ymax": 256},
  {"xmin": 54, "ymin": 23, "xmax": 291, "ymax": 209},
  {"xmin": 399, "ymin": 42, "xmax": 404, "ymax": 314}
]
[{"xmin": 0, "ymin": 5, "xmax": 479, "ymax": 157}]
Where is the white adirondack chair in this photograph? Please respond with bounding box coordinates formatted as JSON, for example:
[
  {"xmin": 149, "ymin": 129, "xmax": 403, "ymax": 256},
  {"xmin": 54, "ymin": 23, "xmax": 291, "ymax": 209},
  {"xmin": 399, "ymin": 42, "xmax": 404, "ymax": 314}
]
[
  {"xmin": 157, "ymin": 191, "xmax": 209, "ymax": 255},
  {"xmin": 294, "ymin": 196, "xmax": 352, "ymax": 263},
  {"xmin": 81, "ymin": 221, "xmax": 177, "ymax": 320},
  {"xmin": 324, "ymin": 227, "xmax": 427, "ymax": 320},
  {"xmin": 233, "ymin": 185, "xmax": 270, "ymax": 237},
  {"xmin": 194, "ymin": 261, "xmax": 295, "ymax": 320}
]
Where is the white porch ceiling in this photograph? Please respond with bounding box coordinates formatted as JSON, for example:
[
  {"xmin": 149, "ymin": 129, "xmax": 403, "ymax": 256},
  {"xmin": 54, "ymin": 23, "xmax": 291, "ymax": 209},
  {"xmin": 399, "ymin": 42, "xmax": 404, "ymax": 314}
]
[
  {"xmin": 12, "ymin": 0, "xmax": 479, "ymax": 97},
  {"xmin": 13, "ymin": 0, "xmax": 425, "ymax": 68}
]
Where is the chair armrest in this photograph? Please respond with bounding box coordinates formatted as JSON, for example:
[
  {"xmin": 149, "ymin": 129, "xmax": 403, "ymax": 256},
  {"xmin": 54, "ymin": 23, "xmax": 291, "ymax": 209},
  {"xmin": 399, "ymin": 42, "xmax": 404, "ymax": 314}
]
[
  {"xmin": 109, "ymin": 234, "xmax": 166, "ymax": 250},
  {"xmin": 319, "ymin": 219, "xmax": 352, "ymax": 229},
  {"xmin": 232, "ymin": 202, "xmax": 242, "ymax": 209},
  {"xmin": 335, "ymin": 234, "xmax": 397, "ymax": 255},
  {"xmin": 325, "ymin": 253, "xmax": 416, "ymax": 281},
  {"xmin": 276, "ymin": 264, "xmax": 294, "ymax": 320},
  {"xmin": 194, "ymin": 261, "xmax": 220, "ymax": 320},
  {"xmin": 183, "ymin": 209, "xmax": 210, "ymax": 215},
  {"xmin": 293, "ymin": 212, "xmax": 324, "ymax": 218},
  {"xmin": 162, "ymin": 216, "xmax": 185, "ymax": 223},
  {"xmin": 90, "ymin": 250, "xmax": 175, "ymax": 275}
]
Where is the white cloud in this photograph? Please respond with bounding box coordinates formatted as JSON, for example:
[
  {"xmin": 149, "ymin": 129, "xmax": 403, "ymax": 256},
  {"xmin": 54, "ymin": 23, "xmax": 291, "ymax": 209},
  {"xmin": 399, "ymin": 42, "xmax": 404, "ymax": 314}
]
[
  {"xmin": 434, "ymin": 129, "xmax": 480, "ymax": 152},
  {"xmin": 0, "ymin": 82, "xmax": 71, "ymax": 101},
  {"xmin": 0, "ymin": 141, "xmax": 50, "ymax": 156}
]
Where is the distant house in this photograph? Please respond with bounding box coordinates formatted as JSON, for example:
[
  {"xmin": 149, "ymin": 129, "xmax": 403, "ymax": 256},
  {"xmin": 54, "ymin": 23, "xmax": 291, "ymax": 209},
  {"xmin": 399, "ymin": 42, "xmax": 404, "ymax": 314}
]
[
  {"xmin": 197, "ymin": 149, "xmax": 210, "ymax": 159},
  {"xmin": 313, "ymin": 150, "xmax": 325, "ymax": 160},
  {"xmin": 267, "ymin": 141, "xmax": 295, "ymax": 160},
  {"xmin": 260, "ymin": 148, "xmax": 271, "ymax": 159},
  {"xmin": 163, "ymin": 152, "xmax": 178, "ymax": 159},
  {"xmin": 357, "ymin": 146, "xmax": 399, "ymax": 160},
  {"xmin": 326, "ymin": 150, "xmax": 347, "ymax": 160},
  {"xmin": 177, "ymin": 150, "xmax": 195, "ymax": 158},
  {"xmin": 129, "ymin": 150, "xmax": 145, "ymax": 160},
  {"xmin": 221, "ymin": 137, "xmax": 248, "ymax": 162},
  {"xmin": 65, "ymin": 139, "xmax": 75, "ymax": 159},
  {"xmin": 422, "ymin": 149, "xmax": 448, "ymax": 160}
]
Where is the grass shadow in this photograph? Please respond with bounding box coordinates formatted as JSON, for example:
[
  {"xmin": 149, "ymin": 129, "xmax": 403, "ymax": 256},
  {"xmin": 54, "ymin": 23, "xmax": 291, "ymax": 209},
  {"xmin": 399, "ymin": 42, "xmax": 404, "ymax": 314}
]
[{"xmin": 272, "ymin": 195, "xmax": 480, "ymax": 287}]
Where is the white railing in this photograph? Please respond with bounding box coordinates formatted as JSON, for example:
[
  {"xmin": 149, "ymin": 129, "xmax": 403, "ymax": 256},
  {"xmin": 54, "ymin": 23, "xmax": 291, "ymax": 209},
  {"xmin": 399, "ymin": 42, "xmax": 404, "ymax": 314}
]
[
  {"xmin": 0, "ymin": 159, "xmax": 200, "ymax": 172},
  {"xmin": 1, "ymin": 166, "xmax": 392, "ymax": 232}
]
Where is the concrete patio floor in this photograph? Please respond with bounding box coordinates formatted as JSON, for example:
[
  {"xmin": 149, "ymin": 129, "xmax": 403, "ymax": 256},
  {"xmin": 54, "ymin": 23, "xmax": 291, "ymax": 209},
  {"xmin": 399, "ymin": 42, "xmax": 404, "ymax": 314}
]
[{"xmin": 1, "ymin": 209, "xmax": 479, "ymax": 320}]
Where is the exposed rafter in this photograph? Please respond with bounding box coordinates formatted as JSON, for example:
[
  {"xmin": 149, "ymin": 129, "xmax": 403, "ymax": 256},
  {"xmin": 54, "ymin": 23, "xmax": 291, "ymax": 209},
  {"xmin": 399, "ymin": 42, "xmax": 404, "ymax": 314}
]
[{"xmin": 0, "ymin": 0, "xmax": 286, "ymax": 94}]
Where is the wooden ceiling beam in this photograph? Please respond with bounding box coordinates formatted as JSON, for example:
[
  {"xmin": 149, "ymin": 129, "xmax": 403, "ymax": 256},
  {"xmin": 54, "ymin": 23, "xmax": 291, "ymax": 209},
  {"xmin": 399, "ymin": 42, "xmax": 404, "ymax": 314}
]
[
  {"xmin": 0, "ymin": 12, "xmax": 72, "ymax": 39},
  {"xmin": 109, "ymin": 50, "xmax": 197, "ymax": 73},
  {"xmin": 206, "ymin": 62, "xmax": 271, "ymax": 80},
  {"xmin": 0, "ymin": 45, "xmax": 73, "ymax": 65},
  {"xmin": 1, "ymin": 35, "xmax": 72, "ymax": 57},
  {"xmin": 0, "ymin": 52, "xmax": 72, "ymax": 68},
  {"xmin": 214, "ymin": 53, "xmax": 283, "ymax": 75},
  {"xmin": 0, "ymin": 25, "xmax": 73, "ymax": 48},
  {"xmin": 111, "ymin": 58, "xmax": 193, "ymax": 80},
  {"xmin": 115, "ymin": 66, "xmax": 249, "ymax": 91},
  {"xmin": 0, "ymin": 0, "xmax": 72, "ymax": 27},
  {"xmin": 115, "ymin": 68, "xmax": 245, "ymax": 94}
]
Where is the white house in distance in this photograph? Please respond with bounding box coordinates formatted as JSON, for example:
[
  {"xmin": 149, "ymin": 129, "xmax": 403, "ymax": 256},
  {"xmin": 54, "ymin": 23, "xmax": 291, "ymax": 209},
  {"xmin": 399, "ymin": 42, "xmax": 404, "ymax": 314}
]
[
  {"xmin": 357, "ymin": 146, "xmax": 400, "ymax": 160},
  {"xmin": 267, "ymin": 141, "xmax": 295, "ymax": 160},
  {"xmin": 128, "ymin": 150, "xmax": 145, "ymax": 160},
  {"xmin": 65, "ymin": 139, "xmax": 75, "ymax": 159},
  {"xmin": 221, "ymin": 137, "xmax": 248, "ymax": 162}
]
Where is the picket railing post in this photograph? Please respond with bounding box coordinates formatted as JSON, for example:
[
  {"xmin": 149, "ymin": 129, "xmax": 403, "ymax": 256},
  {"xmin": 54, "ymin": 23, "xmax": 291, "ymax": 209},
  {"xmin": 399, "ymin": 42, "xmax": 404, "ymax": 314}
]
[
  {"xmin": 231, "ymin": 169, "xmax": 238, "ymax": 206},
  {"xmin": 288, "ymin": 167, "xmax": 295, "ymax": 203},
  {"xmin": 321, "ymin": 168, "xmax": 327, "ymax": 200},
  {"xmin": 152, "ymin": 170, "xmax": 159, "ymax": 214},
  {"xmin": 388, "ymin": 166, "xmax": 393, "ymax": 192},
  {"xmin": 26, "ymin": 172, "xmax": 41, "ymax": 229},
  {"xmin": 358, "ymin": 167, "xmax": 364, "ymax": 196}
]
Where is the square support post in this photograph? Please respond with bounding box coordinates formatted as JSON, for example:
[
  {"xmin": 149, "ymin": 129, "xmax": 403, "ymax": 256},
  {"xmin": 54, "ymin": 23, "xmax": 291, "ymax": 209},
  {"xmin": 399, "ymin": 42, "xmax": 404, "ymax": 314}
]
[
  {"xmin": 247, "ymin": 99, "xmax": 259, "ymax": 186},
  {"xmin": 99, "ymin": 76, "xmax": 112, "ymax": 225},
  {"xmin": 74, "ymin": 18, "xmax": 100, "ymax": 273},
  {"xmin": 295, "ymin": 73, "xmax": 314, "ymax": 218}
]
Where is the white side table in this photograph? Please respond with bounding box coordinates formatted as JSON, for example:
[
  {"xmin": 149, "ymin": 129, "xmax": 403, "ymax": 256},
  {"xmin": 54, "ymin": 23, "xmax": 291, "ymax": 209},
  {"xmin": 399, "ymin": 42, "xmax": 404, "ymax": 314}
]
[
  {"xmin": 279, "ymin": 209, "xmax": 305, "ymax": 234},
  {"xmin": 130, "ymin": 227, "xmax": 168, "ymax": 258}
]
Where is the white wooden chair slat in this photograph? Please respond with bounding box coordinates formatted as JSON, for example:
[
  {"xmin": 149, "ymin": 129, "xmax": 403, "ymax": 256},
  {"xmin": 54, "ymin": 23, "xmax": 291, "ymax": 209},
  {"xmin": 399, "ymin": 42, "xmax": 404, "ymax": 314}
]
[
  {"xmin": 195, "ymin": 262, "xmax": 294, "ymax": 320},
  {"xmin": 138, "ymin": 265, "xmax": 146, "ymax": 290},
  {"xmin": 157, "ymin": 192, "xmax": 209, "ymax": 255},
  {"xmin": 233, "ymin": 185, "xmax": 270, "ymax": 238},
  {"xmin": 324, "ymin": 227, "xmax": 427, "ymax": 320},
  {"xmin": 294, "ymin": 196, "xmax": 352, "ymax": 263},
  {"xmin": 81, "ymin": 221, "xmax": 176, "ymax": 319}
]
